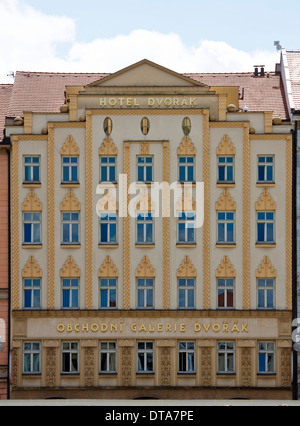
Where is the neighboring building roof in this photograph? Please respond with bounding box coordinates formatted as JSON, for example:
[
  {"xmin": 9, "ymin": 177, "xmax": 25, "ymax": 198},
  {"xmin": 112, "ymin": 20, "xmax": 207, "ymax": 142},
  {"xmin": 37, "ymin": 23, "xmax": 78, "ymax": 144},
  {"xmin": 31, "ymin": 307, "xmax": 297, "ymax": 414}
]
[
  {"xmin": 285, "ymin": 50, "xmax": 300, "ymax": 112},
  {"xmin": 185, "ymin": 71, "xmax": 289, "ymax": 120},
  {"xmin": 6, "ymin": 67, "xmax": 289, "ymax": 120},
  {"xmin": 0, "ymin": 84, "xmax": 13, "ymax": 142}
]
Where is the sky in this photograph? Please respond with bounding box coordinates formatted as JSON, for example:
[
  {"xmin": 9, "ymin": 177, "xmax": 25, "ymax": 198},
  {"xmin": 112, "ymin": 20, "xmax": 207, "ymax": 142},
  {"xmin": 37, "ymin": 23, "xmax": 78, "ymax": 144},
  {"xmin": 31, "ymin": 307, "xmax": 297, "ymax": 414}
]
[{"xmin": 1, "ymin": 0, "xmax": 300, "ymax": 83}]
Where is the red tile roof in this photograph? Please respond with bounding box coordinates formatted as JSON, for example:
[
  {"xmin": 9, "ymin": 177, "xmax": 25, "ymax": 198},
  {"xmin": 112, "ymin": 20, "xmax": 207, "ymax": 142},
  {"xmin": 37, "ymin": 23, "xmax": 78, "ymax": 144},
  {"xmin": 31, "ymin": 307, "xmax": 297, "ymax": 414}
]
[
  {"xmin": 286, "ymin": 50, "xmax": 300, "ymax": 111},
  {"xmin": 0, "ymin": 84, "xmax": 13, "ymax": 142},
  {"xmin": 6, "ymin": 68, "xmax": 289, "ymax": 121}
]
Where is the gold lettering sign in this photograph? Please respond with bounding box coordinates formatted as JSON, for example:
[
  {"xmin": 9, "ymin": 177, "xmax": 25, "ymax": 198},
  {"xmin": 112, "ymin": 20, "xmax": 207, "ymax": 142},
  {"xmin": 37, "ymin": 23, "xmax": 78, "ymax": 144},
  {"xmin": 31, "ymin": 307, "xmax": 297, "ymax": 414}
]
[{"xmin": 99, "ymin": 97, "xmax": 198, "ymax": 108}]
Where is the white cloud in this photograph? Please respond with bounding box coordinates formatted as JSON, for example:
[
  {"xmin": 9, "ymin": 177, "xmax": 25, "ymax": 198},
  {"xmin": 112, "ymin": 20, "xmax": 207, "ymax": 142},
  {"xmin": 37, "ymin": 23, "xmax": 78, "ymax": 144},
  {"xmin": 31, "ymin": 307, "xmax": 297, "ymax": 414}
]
[{"xmin": 0, "ymin": 0, "xmax": 280, "ymax": 83}]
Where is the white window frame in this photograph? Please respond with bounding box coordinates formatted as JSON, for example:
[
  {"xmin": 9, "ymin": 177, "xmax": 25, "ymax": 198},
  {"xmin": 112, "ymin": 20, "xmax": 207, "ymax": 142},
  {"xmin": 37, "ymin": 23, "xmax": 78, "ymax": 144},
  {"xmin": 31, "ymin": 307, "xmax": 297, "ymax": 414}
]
[
  {"xmin": 217, "ymin": 341, "xmax": 235, "ymax": 374},
  {"xmin": 217, "ymin": 278, "xmax": 235, "ymax": 309},
  {"xmin": 62, "ymin": 212, "xmax": 80, "ymax": 245},
  {"xmin": 258, "ymin": 341, "xmax": 276, "ymax": 374},
  {"xmin": 137, "ymin": 341, "xmax": 154, "ymax": 373},
  {"xmin": 99, "ymin": 278, "xmax": 117, "ymax": 309},
  {"xmin": 178, "ymin": 341, "xmax": 195, "ymax": 373},
  {"xmin": 61, "ymin": 341, "xmax": 79, "ymax": 374},
  {"xmin": 23, "ymin": 155, "xmax": 41, "ymax": 183},
  {"xmin": 23, "ymin": 342, "xmax": 41, "ymax": 374},
  {"xmin": 257, "ymin": 155, "xmax": 274, "ymax": 183},
  {"xmin": 99, "ymin": 341, "xmax": 117, "ymax": 374}
]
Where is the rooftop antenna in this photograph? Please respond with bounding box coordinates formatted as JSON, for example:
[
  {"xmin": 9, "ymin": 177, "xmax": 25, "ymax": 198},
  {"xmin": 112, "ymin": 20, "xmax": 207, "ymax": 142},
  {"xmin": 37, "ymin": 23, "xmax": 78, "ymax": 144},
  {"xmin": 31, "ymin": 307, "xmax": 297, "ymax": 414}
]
[{"xmin": 274, "ymin": 41, "xmax": 282, "ymax": 52}]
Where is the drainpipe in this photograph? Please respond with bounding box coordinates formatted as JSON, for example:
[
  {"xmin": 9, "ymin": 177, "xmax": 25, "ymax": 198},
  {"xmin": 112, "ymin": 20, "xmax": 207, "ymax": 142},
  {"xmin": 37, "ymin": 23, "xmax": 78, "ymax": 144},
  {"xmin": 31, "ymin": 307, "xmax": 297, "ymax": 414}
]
[{"xmin": 292, "ymin": 123, "xmax": 298, "ymax": 400}]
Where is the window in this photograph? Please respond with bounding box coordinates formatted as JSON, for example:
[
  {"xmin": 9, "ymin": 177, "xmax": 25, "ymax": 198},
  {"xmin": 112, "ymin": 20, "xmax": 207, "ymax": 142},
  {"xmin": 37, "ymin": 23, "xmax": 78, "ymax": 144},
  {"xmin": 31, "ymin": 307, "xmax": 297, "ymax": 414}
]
[
  {"xmin": 177, "ymin": 212, "xmax": 195, "ymax": 244},
  {"xmin": 23, "ymin": 156, "xmax": 40, "ymax": 183},
  {"xmin": 61, "ymin": 341, "xmax": 79, "ymax": 373},
  {"xmin": 141, "ymin": 117, "xmax": 150, "ymax": 135},
  {"xmin": 257, "ymin": 278, "xmax": 274, "ymax": 309},
  {"xmin": 178, "ymin": 278, "xmax": 195, "ymax": 309},
  {"xmin": 217, "ymin": 156, "xmax": 234, "ymax": 183},
  {"xmin": 137, "ymin": 156, "xmax": 153, "ymax": 183},
  {"xmin": 100, "ymin": 156, "xmax": 116, "ymax": 183},
  {"xmin": 104, "ymin": 117, "xmax": 113, "ymax": 136},
  {"xmin": 182, "ymin": 117, "xmax": 191, "ymax": 136},
  {"xmin": 23, "ymin": 212, "xmax": 41, "ymax": 244},
  {"xmin": 178, "ymin": 156, "xmax": 194, "ymax": 182},
  {"xmin": 137, "ymin": 278, "xmax": 154, "ymax": 309},
  {"xmin": 258, "ymin": 156, "xmax": 274, "ymax": 183},
  {"xmin": 100, "ymin": 278, "xmax": 117, "ymax": 309},
  {"xmin": 217, "ymin": 212, "xmax": 235, "ymax": 244},
  {"xmin": 217, "ymin": 278, "xmax": 234, "ymax": 309},
  {"xmin": 99, "ymin": 213, "xmax": 117, "ymax": 244},
  {"xmin": 100, "ymin": 342, "xmax": 117, "ymax": 373},
  {"xmin": 137, "ymin": 342, "xmax": 154, "ymax": 373},
  {"xmin": 217, "ymin": 341, "xmax": 235, "ymax": 373},
  {"xmin": 178, "ymin": 342, "xmax": 195, "ymax": 373},
  {"xmin": 62, "ymin": 279, "xmax": 79, "ymax": 309},
  {"xmin": 136, "ymin": 213, "xmax": 154, "ymax": 244},
  {"xmin": 258, "ymin": 342, "xmax": 275, "ymax": 373},
  {"xmin": 62, "ymin": 212, "xmax": 80, "ymax": 244},
  {"xmin": 257, "ymin": 212, "xmax": 275, "ymax": 243},
  {"xmin": 62, "ymin": 156, "xmax": 79, "ymax": 183},
  {"xmin": 23, "ymin": 342, "xmax": 41, "ymax": 374},
  {"xmin": 24, "ymin": 279, "xmax": 41, "ymax": 309}
]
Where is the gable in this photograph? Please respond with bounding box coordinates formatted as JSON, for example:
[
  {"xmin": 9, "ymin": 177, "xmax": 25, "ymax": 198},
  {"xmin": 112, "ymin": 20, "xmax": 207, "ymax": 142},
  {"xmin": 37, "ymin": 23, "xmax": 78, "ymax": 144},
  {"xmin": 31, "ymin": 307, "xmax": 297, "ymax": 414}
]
[{"xmin": 86, "ymin": 59, "xmax": 208, "ymax": 88}]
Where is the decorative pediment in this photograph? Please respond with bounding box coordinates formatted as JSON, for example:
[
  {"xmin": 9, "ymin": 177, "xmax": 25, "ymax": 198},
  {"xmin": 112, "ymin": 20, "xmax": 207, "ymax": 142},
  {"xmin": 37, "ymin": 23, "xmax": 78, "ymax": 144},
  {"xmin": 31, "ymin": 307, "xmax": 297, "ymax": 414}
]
[
  {"xmin": 177, "ymin": 136, "xmax": 196, "ymax": 156},
  {"xmin": 176, "ymin": 190, "xmax": 196, "ymax": 211},
  {"xmin": 60, "ymin": 135, "xmax": 80, "ymax": 156},
  {"xmin": 135, "ymin": 256, "xmax": 156, "ymax": 278},
  {"xmin": 256, "ymin": 256, "xmax": 277, "ymax": 278},
  {"xmin": 215, "ymin": 189, "xmax": 236, "ymax": 211},
  {"xmin": 21, "ymin": 190, "xmax": 42, "ymax": 211},
  {"xmin": 60, "ymin": 190, "xmax": 81, "ymax": 211},
  {"xmin": 22, "ymin": 256, "xmax": 42, "ymax": 278},
  {"xmin": 96, "ymin": 189, "xmax": 119, "ymax": 213},
  {"xmin": 60, "ymin": 256, "xmax": 81, "ymax": 278},
  {"xmin": 255, "ymin": 189, "xmax": 276, "ymax": 211},
  {"xmin": 135, "ymin": 190, "xmax": 155, "ymax": 212},
  {"xmin": 98, "ymin": 256, "xmax": 119, "ymax": 278},
  {"xmin": 216, "ymin": 256, "xmax": 236, "ymax": 278},
  {"xmin": 140, "ymin": 142, "xmax": 150, "ymax": 155},
  {"xmin": 99, "ymin": 136, "xmax": 118, "ymax": 156},
  {"xmin": 216, "ymin": 135, "xmax": 236, "ymax": 156},
  {"xmin": 177, "ymin": 256, "xmax": 197, "ymax": 278}
]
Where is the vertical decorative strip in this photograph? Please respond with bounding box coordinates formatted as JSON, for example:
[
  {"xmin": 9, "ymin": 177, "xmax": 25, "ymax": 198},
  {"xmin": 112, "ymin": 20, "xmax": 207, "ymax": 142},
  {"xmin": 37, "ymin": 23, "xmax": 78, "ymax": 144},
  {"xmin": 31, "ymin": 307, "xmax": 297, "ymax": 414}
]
[
  {"xmin": 243, "ymin": 124, "xmax": 250, "ymax": 309},
  {"xmin": 48, "ymin": 124, "xmax": 55, "ymax": 309},
  {"xmin": 203, "ymin": 110, "xmax": 210, "ymax": 309},
  {"xmin": 163, "ymin": 141, "xmax": 170, "ymax": 310},
  {"xmin": 11, "ymin": 136, "xmax": 19, "ymax": 310},
  {"xmin": 286, "ymin": 134, "xmax": 292, "ymax": 310},
  {"xmin": 85, "ymin": 111, "xmax": 93, "ymax": 309},
  {"xmin": 123, "ymin": 142, "xmax": 130, "ymax": 310}
]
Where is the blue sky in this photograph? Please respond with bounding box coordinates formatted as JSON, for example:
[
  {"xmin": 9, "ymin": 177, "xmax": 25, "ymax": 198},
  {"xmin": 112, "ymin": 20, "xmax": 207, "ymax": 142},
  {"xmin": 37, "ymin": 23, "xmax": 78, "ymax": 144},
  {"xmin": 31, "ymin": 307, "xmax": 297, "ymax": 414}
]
[{"xmin": 1, "ymin": 0, "xmax": 300, "ymax": 83}]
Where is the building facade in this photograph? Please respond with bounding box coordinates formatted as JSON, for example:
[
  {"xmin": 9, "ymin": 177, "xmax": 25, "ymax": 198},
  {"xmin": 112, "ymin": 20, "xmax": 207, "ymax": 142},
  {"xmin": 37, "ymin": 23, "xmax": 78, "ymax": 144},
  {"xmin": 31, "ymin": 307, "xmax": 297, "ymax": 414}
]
[
  {"xmin": 0, "ymin": 83, "xmax": 13, "ymax": 399},
  {"xmin": 5, "ymin": 60, "xmax": 293, "ymax": 400}
]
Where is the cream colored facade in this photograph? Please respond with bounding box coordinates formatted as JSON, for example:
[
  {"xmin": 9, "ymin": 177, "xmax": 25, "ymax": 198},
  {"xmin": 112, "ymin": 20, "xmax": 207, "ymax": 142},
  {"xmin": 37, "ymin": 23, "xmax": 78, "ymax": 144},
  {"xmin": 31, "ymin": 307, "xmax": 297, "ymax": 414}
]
[{"xmin": 7, "ymin": 60, "xmax": 293, "ymax": 399}]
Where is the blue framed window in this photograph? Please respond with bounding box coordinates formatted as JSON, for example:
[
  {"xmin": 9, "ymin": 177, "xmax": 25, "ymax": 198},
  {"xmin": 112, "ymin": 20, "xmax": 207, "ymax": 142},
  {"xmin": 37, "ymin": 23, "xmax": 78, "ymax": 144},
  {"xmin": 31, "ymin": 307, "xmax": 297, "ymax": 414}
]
[
  {"xmin": 24, "ymin": 279, "xmax": 41, "ymax": 309},
  {"xmin": 218, "ymin": 156, "xmax": 234, "ymax": 183},
  {"xmin": 178, "ymin": 278, "xmax": 195, "ymax": 309},
  {"xmin": 23, "ymin": 212, "xmax": 41, "ymax": 244},
  {"xmin": 100, "ymin": 278, "xmax": 117, "ymax": 309},
  {"xmin": 100, "ymin": 156, "xmax": 116, "ymax": 183},
  {"xmin": 177, "ymin": 212, "xmax": 195, "ymax": 244},
  {"xmin": 62, "ymin": 156, "xmax": 79, "ymax": 183},
  {"xmin": 178, "ymin": 342, "xmax": 195, "ymax": 373},
  {"xmin": 257, "ymin": 212, "xmax": 275, "ymax": 243},
  {"xmin": 23, "ymin": 342, "xmax": 41, "ymax": 374},
  {"xmin": 100, "ymin": 342, "xmax": 117, "ymax": 373},
  {"xmin": 24, "ymin": 156, "xmax": 40, "ymax": 183},
  {"xmin": 258, "ymin": 342, "xmax": 275, "ymax": 373},
  {"xmin": 137, "ymin": 156, "xmax": 153, "ymax": 182},
  {"xmin": 99, "ymin": 213, "xmax": 117, "ymax": 244},
  {"xmin": 217, "ymin": 278, "xmax": 234, "ymax": 309},
  {"xmin": 137, "ymin": 342, "xmax": 154, "ymax": 373},
  {"xmin": 137, "ymin": 278, "xmax": 154, "ymax": 309},
  {"xmin": 62, "ymin": 278, "xmax": 79, "ymax": 309},
  {"xmin": 258, "ymin": 156, "xmax": 274, "ymax": 183},
  {"xmin": 178, "ymin": 156, "xmax": 194, "ymax": 182},
  {"xmin": 217, "ymin": 212, "xmax": 235, "ymax": 244},
  {"xmin": 257, "ymin": 278, "xmax": 274, "ymax": 309},
  {"xmin": 62, "ymin": 212, "xmax": 80, "ymax": 244},
  {"xmin": 136, "ymin": 213, "xmax": 154, "ymax": 244},
  {"xmin": 61, "ymin": 341, "xmax": 79, "ymax": 373}
]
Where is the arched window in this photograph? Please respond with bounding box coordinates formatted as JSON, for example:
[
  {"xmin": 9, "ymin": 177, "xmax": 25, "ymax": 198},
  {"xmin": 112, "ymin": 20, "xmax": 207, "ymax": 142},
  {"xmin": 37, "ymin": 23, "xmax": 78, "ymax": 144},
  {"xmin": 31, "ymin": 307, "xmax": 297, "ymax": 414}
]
[
  {"xmin": 104, "ymin": 117, "xmax": 113, "ymax": 136},
  {"xmin": 182, "ymin": 117, "xmax": 191, "ymax": 136},
  {"xmin": 141, "ymin": 117, "xmax": 150, "ymax": 135}
]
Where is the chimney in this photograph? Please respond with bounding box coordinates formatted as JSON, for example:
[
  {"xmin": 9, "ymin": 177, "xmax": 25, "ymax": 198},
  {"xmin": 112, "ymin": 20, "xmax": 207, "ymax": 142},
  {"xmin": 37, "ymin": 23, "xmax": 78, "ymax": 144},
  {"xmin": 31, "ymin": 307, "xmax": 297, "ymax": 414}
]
[{"xmin": 253, "ymin": 65, "xmax": 265, "ymax": 77}]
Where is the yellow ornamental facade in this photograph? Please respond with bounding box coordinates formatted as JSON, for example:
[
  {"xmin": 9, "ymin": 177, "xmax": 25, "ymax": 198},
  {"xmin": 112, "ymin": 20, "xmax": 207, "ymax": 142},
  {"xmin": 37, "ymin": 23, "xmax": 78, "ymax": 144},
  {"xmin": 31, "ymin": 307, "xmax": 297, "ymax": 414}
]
[{"xmin": 6, "ymin": 60, "xmax": 293, "ymax": 400}]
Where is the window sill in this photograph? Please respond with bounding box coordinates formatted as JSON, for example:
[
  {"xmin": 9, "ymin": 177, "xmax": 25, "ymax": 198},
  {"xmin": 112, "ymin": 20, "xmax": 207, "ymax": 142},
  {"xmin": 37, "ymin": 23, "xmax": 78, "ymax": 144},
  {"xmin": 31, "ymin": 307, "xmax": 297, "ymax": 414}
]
[
  {"xmin": 217, "ymin": 372, "xmax": 236, "ymax": 376},
  {"xmin": 99, "ymin": 372, "xmax": 117, "ymax": 376},
  {"xmin": 216, "ymin": 243, "xmax": 236, "ymax": 248},
  {"xmin": 135, "ymin": 244, "xmax": 155, "ymax": 248},
  {"xmin": 176, "ymin": 243, "xmax": 197, "ymax": 248},
  {"xmin": 61, "ymin": 183, "xmax": 80, "ymax": 188},
  {"xmin": 255, "ymin": 243, "xmax": 276, "ymax": 248},
  {"xmin": 257, "ymin": 373, "xmax": 276, "ymax": 376},
  {"xmin": 22, "ymin": 244, "xmax": 42, "ymax": 249},
  {"xmin": 61, "ymin": 244, "xmax": 81, "ymax": 249},
  {"xmin": 22, "ymin": 373, "xmax": 41, "ymax": 376},
  {"xmin": 216, "ymin": 183, "xmax": 235, "ymax": 188},
  {"xmin": 22, "ymin": 183, "xmax": 41, "ymax": 188},
  {"xmin": 177, "ymin": 372, "xmax": 196, "ymax": 376},
  {"xmin": 256, "ymin": 182, "xmax": 275, "ymax": 187},
  {"xmin": 98, "ymin": 244, "xmax": 119, "ymax": 249}
]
